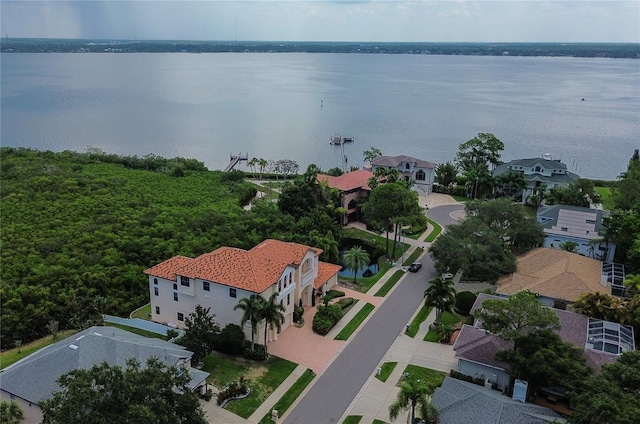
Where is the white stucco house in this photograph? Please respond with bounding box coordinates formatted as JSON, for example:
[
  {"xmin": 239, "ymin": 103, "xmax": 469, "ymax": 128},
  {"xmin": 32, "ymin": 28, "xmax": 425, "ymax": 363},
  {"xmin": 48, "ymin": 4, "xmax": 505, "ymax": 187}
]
[
  {"xmin": 367, "ymin": 155, "xmax": 437, "ymax": 195},
  {"xmin": 144, "ymin": 239, "xmax": 341, "ymax": 343}
]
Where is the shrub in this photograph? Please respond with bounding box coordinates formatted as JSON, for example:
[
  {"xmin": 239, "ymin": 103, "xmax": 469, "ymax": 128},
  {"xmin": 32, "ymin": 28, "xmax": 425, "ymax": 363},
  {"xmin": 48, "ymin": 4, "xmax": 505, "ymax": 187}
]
[
  {"xmin": 214, "ymin": 324, "xmax": 246, "ymax": 355},
  {"xmin": 166, "ymin": 328, "xmax": 179, "ymax": 341},
  {"xmin": 335, "ymin": 297, "xmax": 355, "ymax": 310},
  {"xmin": 293, "ymin": 306, "xmax": 304, "ymax": 323},
  {"xmin": 323, "ymin": 290, "xmax": 345, "ymax": 302},
  {"xmin": 553, "ymin": 299, "xmax": 568, "ymax": 310},
  {"xmin": 312, "ymin": 304, "xmax": 343, "ymax": 335},
  {"xmin": 243, "ymin": 344, "xmax": 267, "ymax": 361},
  {"xmin": 217, "ymin": 377, "xmax": 249, "ymax": 406},
  {"xmin": 449, "ymin": 370, "xmax": 485, "ymax": 387},
  {"xmin": 455, "ymin": 291, "xmax": 478, "ymax": 316}
]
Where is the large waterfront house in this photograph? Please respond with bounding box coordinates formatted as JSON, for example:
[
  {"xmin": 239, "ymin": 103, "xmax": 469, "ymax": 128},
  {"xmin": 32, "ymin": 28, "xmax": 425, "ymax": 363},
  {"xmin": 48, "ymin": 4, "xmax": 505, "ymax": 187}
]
[
  {"xmin": 0, "ymin": 327, "xmax": 209, "ymax": 424},
  {"xmin": 144, "ymin": 239, "xmax": 341, "ymax": 342},
  {"xmin": 367, "ymin": 155, "xmax": 437, "ymax": 195},
  {"xmin": 537, "ymin": 204, "xmax": 615, "ymax": 262},
  {"xmin": 496, "ymin": 248, "xmax": 627, "ymax": 303},
  {"xmin": 316, "ymin": 169, "xmax": 373, "ymax": 225},
  {"xmin": 492, "ymin": 156, "xmax": 579, "ymax": 203},
  {"xmin": 453, "ymin": 294, "xmax": 634, "ymax": 393}
]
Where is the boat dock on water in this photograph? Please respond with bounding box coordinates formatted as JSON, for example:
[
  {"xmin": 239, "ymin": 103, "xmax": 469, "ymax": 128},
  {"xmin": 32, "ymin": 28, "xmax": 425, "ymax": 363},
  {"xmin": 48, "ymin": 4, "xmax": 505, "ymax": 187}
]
[{"xmin": 330, "ymin": 133, "xmax": 355, "ymax": 145}]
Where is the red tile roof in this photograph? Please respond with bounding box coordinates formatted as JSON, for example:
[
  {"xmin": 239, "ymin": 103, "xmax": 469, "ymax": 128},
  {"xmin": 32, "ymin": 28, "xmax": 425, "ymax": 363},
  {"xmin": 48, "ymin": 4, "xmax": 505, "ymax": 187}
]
[
  {"xmin": 144, "ymin": 239, "xmax": 321, "ymax": 294},
  {"xmin": 314, "ymin": 262, "xmax": 342, "ymax": 289},
  {"xmin": 317, "ymin": 169, "xmax": 373, "ymax": 192}
]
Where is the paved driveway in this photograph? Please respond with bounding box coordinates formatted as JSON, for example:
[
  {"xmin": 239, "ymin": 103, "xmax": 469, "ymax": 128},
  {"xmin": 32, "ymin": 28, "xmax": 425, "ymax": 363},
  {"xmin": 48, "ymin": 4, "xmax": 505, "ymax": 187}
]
[{"xmin": 427, "ymin": 204, "xmax": 465, "ymax": 227}]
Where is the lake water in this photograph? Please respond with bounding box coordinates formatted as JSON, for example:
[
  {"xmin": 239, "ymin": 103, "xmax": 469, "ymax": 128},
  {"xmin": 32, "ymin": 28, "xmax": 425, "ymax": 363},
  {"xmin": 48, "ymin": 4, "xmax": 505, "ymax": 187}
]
[{"xmin": 2, "ymin": 53, "xmax": 638, "ymax": 180}]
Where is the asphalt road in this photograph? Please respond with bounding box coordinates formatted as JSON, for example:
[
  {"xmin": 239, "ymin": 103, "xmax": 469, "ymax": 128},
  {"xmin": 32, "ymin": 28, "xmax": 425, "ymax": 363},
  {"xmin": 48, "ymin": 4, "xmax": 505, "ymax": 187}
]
[{"xmin": 283, "ymin": 205, "xmax": 458, "ymax": 424}]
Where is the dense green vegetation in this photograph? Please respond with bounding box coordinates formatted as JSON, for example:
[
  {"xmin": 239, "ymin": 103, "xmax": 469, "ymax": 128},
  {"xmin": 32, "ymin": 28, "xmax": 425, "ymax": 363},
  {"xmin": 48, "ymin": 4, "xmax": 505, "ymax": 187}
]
[{"xmin": 0, "ymin": 148, "xmax": 341, "ymax": 347}]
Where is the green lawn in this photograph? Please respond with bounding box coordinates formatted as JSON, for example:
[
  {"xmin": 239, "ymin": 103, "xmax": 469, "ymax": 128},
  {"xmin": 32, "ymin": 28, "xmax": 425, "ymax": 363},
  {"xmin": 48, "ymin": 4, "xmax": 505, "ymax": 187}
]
[
  {"xmin": 375, "ymin": 362, "xmax": 398, "ymax": 383},
  {"xmin": 245, "ymin": 181, "xmax": 280, "ymax": 199},
  {"xmin": 258, "ymin": 369, "xmax": 315, "ymax": 424},
  {"xmin": 105, "ymin": 323, "xmax": 167, "ymax": 340},
  {"xmin": 372, "ymin": 420, "xmax": 388, "ymax": 424},
  {"xmin": 130, "ymin": 303, "xmax": 151, "ymax": 320},
  {"xmin": 374, "ymin": 270, "xmax": 405, "ymax": 297},
  {"xmin": 341, "ymin": 256, "xmax": 394, "ymax": 293},
  {"xmin": 0, "ymin": 329, "xmax": 78, "ymax": 370},
  {"xmin": 402, "ymin": 247, "xmax": 424, "ymax": 267},
  {"xmin": 398, "ymin": 364, "xmax": 446, "ymax": 389},
  {"xmin": 342, "ymin": 416, "xmax": 363, "ymax": 424},
  {"xmin": 201, "ymin": 352, "xmax": 297, "ymax": 418},
  {"xmin": 334, "ymin": 303, "xmax": 375, "ymax": 340},
  {"xmin": 341, "ymin": 227, "xmax": 410, "ymax": 253},
  {"xmin": 406, "ymin": 306, "xmax": 432, "ymax": 338},
  {"xmin": 423, "ymin": 311, "xmax": 463, "ymax": 342},
  {"xmin": 424, "ymin": 217, "xmax": 443, "ymax": 242},
  {"xmin": 595, "ymin": 186, "xmax": 614, "ymax": 210}
]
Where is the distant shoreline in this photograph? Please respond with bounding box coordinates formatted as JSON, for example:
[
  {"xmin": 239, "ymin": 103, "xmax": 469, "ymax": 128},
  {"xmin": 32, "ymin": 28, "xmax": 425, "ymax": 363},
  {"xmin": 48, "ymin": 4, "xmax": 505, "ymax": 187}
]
[{"xmin": 2, "ymin": 39, "xmax": 639, "ymax": 59}]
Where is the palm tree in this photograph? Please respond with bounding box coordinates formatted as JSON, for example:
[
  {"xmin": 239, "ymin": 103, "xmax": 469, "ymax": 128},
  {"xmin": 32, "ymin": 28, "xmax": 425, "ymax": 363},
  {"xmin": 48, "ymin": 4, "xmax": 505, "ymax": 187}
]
[
  {"xmin": 247, "ymin": 157, "xmax": 258, "ymax": 175},
  {"xmin": 261, "ymin": 293, "xmax": 285, "ymax": 357},
  {"xmin": 424, "ymin": 276, "xmax": 457, "ymax": 326},
  {"xmin": 573, "ymin": 292, "xmax": 622, "ymax": 322},
  {"xmin": 258, "ymin": 158, "xmax": 268, "ymax": 180},
  {"xmin": 343, "ymin": 246, "xmax": 370, "ymax": 284},
  {"xmin": 234, "ymin": 294, "xmax": 264, "ymax": 353},
  {"xmin": 388, "ymin": 377, "xmax": 438, "ymax": 424}
]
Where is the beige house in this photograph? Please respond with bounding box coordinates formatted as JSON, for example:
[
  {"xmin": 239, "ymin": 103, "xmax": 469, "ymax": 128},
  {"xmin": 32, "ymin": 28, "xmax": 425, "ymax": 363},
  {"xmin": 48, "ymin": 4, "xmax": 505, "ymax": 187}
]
[
  {"xmin": 316, "ymin": 169, "xmax": 373, "ymax": 225},
  {"xmin": 144, "ymin": 239, "xmax": 341, "ymax": 343},
  {"xmin": 497, "ymin": 248, "xmax": 607, "ymax": 305}
]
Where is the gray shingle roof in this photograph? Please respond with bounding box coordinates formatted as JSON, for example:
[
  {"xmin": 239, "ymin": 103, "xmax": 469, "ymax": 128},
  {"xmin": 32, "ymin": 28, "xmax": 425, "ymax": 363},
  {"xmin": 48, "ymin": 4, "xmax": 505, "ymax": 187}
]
[
  {"xmin": 370, "ymin": 155, "xmax": 437, "ymax": 169},
  {"xmin": 0, "ymin": 326, "xmax": 208, "ymax": 404},
  {"xmin": 432, "ymin": 377, "xmax": 566, "ymax": 424},
  {"xmin": 493, "ymin": 158, "xmax": 580, "ymax": 185}
]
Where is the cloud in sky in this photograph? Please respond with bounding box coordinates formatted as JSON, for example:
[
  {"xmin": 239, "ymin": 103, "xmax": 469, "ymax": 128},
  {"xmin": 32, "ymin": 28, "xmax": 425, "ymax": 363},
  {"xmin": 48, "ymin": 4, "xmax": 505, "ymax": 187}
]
[{"xmin": 1, "ymin": 1, "xmax": 638, "ymax": 43}]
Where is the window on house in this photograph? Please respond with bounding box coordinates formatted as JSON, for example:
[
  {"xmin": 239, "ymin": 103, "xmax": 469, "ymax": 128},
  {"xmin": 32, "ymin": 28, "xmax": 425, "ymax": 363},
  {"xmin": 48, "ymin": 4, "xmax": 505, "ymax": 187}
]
[
  {"xmin": 289, "ymin": 272, "xmax": 293, "ymax": 284},
  {"xmin": 229, "ymin": 288, "xmax": 237, "ymax": 298},
  {"xmin": 174, "ymin": 292, "xmax": 179, "ymax": 301},
  {"xmin": 561, "ymin": 227, "xmax": 568, "ymax": 232},
  {"xmin": 154, "ymin": 278, "xmax": 158, "ymax": 285},
  {"xmin": 177, "ymin": 312, "xmax": 184, "ymax": 321},
  {"xmin": 278, "ymin": 281, "xmax": 282, "ymax": 292},
  {"xmin": 154, "ymin": 287, "xmax": 159, "ymax": 296},
  {"xmin": 203, "ymin": 281, "xmax": 210, "ymax": 291},
  {"xmin": 405, "ymin": 163, "xmax": 410, "ymax": 170},
  {"xmin": 287, "ymin": 293, "xmax": 290, "ymax": 305},
  {"xmin": 173, "ymin": 283, "xmax": 178, "ymax": 290},
  {"xmin": 180, "ymin": 276, "xmax": 190, "ymax": 287},
  {"xmin": 534, "ymin": 166, "xmax": 542, "ymax": 173},
  {"xmin": 155, "ymin": 306, "xmax": 160, "ymax": 315},
  {"xmin": 416, "ymin": 170, "xmax": 426, "ymax": 181},
  {"xmin": 302, "ymin": 258, "xmax": 312, "ymax": 273}
]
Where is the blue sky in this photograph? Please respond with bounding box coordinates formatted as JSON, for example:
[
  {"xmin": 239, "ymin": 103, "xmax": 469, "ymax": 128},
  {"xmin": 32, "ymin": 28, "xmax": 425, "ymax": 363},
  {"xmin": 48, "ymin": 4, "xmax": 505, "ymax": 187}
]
[{"xmin": 2, "ymin": 1, "xmax": 638, "ymax": 42}]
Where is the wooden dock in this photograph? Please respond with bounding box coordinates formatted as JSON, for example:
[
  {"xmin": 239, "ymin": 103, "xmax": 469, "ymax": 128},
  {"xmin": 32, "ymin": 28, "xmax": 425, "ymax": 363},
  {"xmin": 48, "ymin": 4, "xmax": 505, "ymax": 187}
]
[{"xmin": 224, "ymin": 153, "xmax": 248, "ymax": 171}]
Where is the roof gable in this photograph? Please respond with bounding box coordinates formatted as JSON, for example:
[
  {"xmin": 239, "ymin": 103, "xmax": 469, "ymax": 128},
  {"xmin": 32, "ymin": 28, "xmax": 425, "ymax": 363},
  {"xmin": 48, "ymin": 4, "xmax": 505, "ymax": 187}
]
[{"xmin": 316, "ymin": 170, "xmax": 373, "ymax": 192}]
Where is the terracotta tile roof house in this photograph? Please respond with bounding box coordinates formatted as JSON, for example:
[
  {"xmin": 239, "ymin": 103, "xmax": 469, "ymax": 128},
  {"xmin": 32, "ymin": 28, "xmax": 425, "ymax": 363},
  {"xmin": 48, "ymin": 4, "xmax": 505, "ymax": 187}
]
[
  {"xmin": 368, "ymin": 155, "xmax": 437, "ymax": 195},
  {"xmin": 317, "ymin": 169, "xmax": 373, "ymax": 225},
  {"xmin": 432, "ymin": 377, "xmax": 566, "ymax": 424},
  {"xmin": 0, "ymin": 327, "xmax": 209, "ymax": 424},
  {"xmin": 493, "ymin": 156, "xmax": 579, "ymax": 204},
  {"xmin": 537, "ymin": 204, "xmax": 615, "ymax": 262},
  {"xmin": 496, "ymin": 248, "xmax": 608, "ymax": 304},
  {"xmin": 144, "ymin": 239, "xmax": 340, "ymax": 343},
  {"xmin": 454, "ymin": 294, "xmax": 634, "ymax": 391}
]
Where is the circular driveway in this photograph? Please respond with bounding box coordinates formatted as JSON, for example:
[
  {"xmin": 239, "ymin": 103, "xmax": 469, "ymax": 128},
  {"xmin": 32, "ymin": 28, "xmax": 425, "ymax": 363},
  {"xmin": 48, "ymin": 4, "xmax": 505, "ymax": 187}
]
[{"xmin": 427, "ymin": 204, "xmax": 465, "ymax": 227}]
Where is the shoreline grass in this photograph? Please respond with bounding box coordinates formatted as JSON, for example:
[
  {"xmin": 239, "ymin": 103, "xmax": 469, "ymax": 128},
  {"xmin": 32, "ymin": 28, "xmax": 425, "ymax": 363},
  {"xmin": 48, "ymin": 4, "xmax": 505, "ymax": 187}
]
[
  {"xmin": 258, "ymin": 370, "xmax": 315, "ymax": 424},
  {"xmin": 374, "ymin": 270, "xmax": 405, "ymax": 297},
  {"xmin": 335, "ymin": 303, "xmax": 375, "ymax": 341},
  {"xmin": 406, "ymin": 306, "xmax": 432, "ymax": 338}
]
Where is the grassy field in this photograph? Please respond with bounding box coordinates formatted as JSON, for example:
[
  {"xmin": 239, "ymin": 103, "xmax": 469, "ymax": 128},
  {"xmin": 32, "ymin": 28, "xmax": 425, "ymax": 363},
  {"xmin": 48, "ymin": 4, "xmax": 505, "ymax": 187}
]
[
  {"xmin": 406, "ymin": 306, "xmax": 432, "ymax": 338},
  {"xmin": 398, "ymin": 364, "xmax": 446, "ymax": 389},
  {"xmin": 335, "ymin": 303, "xmax": 375, "ymax": 341},
  {"xmin": 105, "ymin": 323, "xmax": 167, "ymax": 340},
  {"xmin": 257, "ymin": 369, "xmax": 315, "ymax": 424},
  {"xmin": 595, "ymin": 186, "xmax": 614, "ymax": 210},
  {"xmin": 375, "ymin": 361, "xmax": 398, "ymax": 383},
  {"xmin": 424, "ymin": 311, "xmax": 463, "ymax": 342},
  {"xmin": 374, "ymin": 270, "xmax": 405, "ymax": 297},
  {"xmin": 201, "ymin": 352, "xmax": 297, "ymax": 418},
  {"xmin": 0, "ymin": 329, "xmax": 78, "ymax": 370},
  {"xmin": 130, "ymin": 303, "xmax": 151, "ymax": 320}
]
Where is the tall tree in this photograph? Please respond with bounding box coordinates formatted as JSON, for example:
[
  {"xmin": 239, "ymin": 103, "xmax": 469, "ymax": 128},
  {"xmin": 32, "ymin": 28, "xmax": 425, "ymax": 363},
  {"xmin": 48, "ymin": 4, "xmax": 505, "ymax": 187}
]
[
  {"xmin": 474, "ymin": 291, "xmax": 560, "ymax": 346},
  {"xmin": 0, "ymin": 400, "xmax": 24, "ymax": 424},
  {"xmin": 261, "ymin": 293, "xmax": 285, "ymax": 357},
  {"xmin": 363, "ymin": 146, "xmax": 383, "ymax": 163},
  {"xmin": 41, "ymin": 358, "xmax": 207, "ymax": 424},
  {"xmin": 424, "ymin": 276, "xmax": 457, "ymax": 326},
  {"xmin": 388, "ymin": 377, "xmax": 438, "ymax": 424},
  {"xmin": 494, "ymin": 171, "xmax": 526, "ymax": 199},
  {"xmin": 179, "ymin": 305, "xmax": 220, "ymax": 364},
  {"xmin": 234, "ymin": 294, "xmax": 264, "ymax": 353},
  {"xmin": 612, "ymin": 149, "xmax": 640, "ymax": 211},
  {"xmin": 455, "ymin": 133, "xmax": 504, "ymax": 198},
  {"xmin": 572, "ymin": 292, "xmax": 624, "ymax": 323},
  {"xmin": 343, "ymin": 246, "xmax": 371, "ymax": 284},
  {"xmin": 546, "ymin": 179, "xmax": 601, "ymax": 207},
  {"xmin": 434, "ymin": 161, "xmax": 458, "ymax": 188}
]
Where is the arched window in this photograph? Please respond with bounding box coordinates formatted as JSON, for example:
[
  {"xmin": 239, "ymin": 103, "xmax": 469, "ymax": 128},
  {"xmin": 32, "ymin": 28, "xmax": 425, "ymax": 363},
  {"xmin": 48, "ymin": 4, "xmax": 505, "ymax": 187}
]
[
  {"xmin": 302, "ymin": 258, "xmax": 312, "ymax": 274},
  {"xmin": 534, "ymin": 166, "xmax": 542, "ymax": 173},
  {"xmin": 416, "ymin": 170, "xmax": 426, "ymax": 181},
  {"xmin": 405, "ymin": 163, "xmax": 410, "ymax": 170},
  {"xmin": 348, "ymin": 199, "xmax": 357, "ymax": 209}
]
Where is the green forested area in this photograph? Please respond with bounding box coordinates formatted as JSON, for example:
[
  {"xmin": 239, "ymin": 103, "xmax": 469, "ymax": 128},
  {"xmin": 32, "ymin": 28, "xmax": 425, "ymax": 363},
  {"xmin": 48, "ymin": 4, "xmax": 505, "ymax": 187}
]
[{"xmin": 0, "ymin": 148, "xmax": 302, "ymax": 347}]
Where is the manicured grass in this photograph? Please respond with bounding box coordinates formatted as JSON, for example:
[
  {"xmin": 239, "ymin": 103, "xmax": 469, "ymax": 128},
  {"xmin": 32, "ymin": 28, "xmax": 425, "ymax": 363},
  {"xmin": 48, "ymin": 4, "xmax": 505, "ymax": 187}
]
[
  {"xmin": 0, "ymin": 329, "xmax": 78, "ymax": 370},
  {"xmin": 374, "ymin": 270, "xmax": 405, "ymax": 297},
  {"xmin": 402, "ymin": 247, "xmax": 424, "ymax": 267},
  {"xmin": 451, "ymin": 195, "xmax": 471, "ymax": 202},
  {"xmin": 406, "ymin": 306, "xmax": 432, "ymax": 338},
  {"xmin": 423, "ymin": 311, "xmax": 463, "ymax": 342},
  {"xmin": 106, "ymin": 323, "xmax": 167, "ymax": 340},
  {"xmin": 341, "ymin": 228, "xmax": 410, "ymax": 253},
  {"xmin": 130, "ymin": 303, "xmax": 151, "ymax": 320},
  {"xmin": 375, "ymin": 361, "xmax": 398, "ymax": 383},
  {"xmin": 398, "ymin": 364, "xmax": 446, "ymax": 389},
  {"xmin": 342, "ymin": 416, "xmax": 363, "ymax": 424},
  {"xmin": 334, "ymin": 303, "xmax": 375, "ymax": 340},
  {"xmin": 404, "ymin": 223, "xmax": 428, "ymax": 240},
  {"xmin": 201, "ymin": 352, "xmax": 297, "ymax": 418},
  {"xmin": 372, "ymin": 420, "xmax": 388, "ymax": 424},
  {"xmin": 258, "ymin": 369, "xmax": 315, "ymax": 424},
  {"xmin": 424, "ymin": 217, "xmax": 443, "ymax": 242},
  {"xmin": 245, "ymin": 181, "xmax": 280, "ymax": 199},
  {"xmin": 596, "ymin": 186, "xmax": 614, "ymax": 210}
]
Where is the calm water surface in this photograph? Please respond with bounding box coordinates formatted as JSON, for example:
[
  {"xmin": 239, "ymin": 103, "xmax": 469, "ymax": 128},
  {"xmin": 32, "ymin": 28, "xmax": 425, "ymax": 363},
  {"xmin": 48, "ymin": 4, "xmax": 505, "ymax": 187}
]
[{"xmin": 2, "ymin": 53, "xmax": 639, "ymax": 179}]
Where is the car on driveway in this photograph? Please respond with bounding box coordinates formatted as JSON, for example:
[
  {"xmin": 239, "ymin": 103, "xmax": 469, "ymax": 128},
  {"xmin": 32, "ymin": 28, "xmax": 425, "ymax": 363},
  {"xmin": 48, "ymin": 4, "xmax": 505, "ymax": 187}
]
[{"xmin": 408, "ymin": 262, "xmax": 422, "ymax": 272}]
